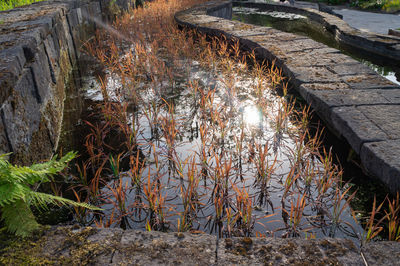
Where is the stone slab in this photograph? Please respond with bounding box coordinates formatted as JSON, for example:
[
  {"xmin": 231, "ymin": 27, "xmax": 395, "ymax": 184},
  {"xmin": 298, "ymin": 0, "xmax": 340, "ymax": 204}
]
[
  {"xmin": 300, "ymin": 87, "xmax": 391, "ymax": 127},
  {"xmin": 300, "ymin": 82, "xmax": 352, "ymax": 93},
  {"xmin": 179, "ymin": 14, "xmax": 222, "ymax": 25},
  {"xmin": 260, "ymin": 38, "xmax": 326, "ymax": 54},
  {"xmin": 288, "ymin": 65, "xmax": 342, "ymax": 86},
  {"xmin": 304, "ymin": 88, "xmax": 390, "ymax": 106},
  {"xmin": 342, "ymin": 74, "xmax": 398, "ymax": 89},
  {"xmin": 3, "ymin": 226, "xmax": 400, "ymax": 265},
  {"xmin": 6, "ymin": 226, "xmax": 397, "ymax": 265},
  {"xmin": 283, "ymin": 50, "xmax": 337, "ymax": 67},
  {"xmin": 331, "ymin": 106, "xmax": 387, "ymax": 153},
  {"xmin": 329, "ymin": 53, "xmax": 361, "ymax": 65},
  {"xmin": 327, "ymin": 63, "xmax": 378, "ymax": 76},
  {"xmin": 379, "ymin": 89, "xmax": 400, "ymax": 104},
  {"xmin": 361, "ymin": 140, "xmax": 400, "ymax": 192},
  {"xmin": 225, "ymin": 25, "xmax": 278, "ymax": 38},
  {"xmin": 357, "ymin": 105, "xmax": 400, "ymax": 140}
]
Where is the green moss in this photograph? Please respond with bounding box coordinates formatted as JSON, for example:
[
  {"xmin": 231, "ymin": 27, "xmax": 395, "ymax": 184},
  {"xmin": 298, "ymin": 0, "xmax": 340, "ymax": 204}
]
[
  {"xmin": 0, "ymin": 226, "xmax": 119, "ymax": 265},
  {"xmin": 320, "ymin": 239, "xmax": 348, "ymax": 257},
  {"xmin": 0, "ymin": 225, "xmax": 54, "ymax": 265}
]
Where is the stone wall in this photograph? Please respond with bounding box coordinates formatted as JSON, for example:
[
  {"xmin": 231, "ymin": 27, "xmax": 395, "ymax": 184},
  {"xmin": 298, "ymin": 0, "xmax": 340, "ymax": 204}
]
[{"xmin": 0, "ymin": 0, "xmax": 131, "ymax": 165}]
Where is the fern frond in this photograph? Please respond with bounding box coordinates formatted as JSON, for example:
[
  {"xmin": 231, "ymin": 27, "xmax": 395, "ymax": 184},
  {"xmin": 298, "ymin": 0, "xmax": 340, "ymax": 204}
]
[
  {"xmin": 0, "ymin": 182, "xmax": 30, "ymax": 207},
  {"xmin": 0, "ymin": 151, "xmax": 98, "ymax": 237},
  {"xmin": 4, "ymin": 166, "xmax": 50, "ymax": 185},
  {"xmin": 29, "ymin": 152, "xmax": 76, "ymax": 173},
  {"xmin": 1, "ymin": 199, "xmax": 39, "ymax": 237},
  {"xmin": 28, "ymin": 191, "xmax": 102, "ymax": 211},
  {"xmin": 4, "ymin": 152, "xmax": 77, "ymax": 185}
]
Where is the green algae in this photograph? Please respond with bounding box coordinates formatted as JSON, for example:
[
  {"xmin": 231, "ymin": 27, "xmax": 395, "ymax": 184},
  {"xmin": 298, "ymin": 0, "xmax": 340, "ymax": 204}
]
[{"xmin": 0, "ymin": 226, "xmax": 118, "ymax": 265}]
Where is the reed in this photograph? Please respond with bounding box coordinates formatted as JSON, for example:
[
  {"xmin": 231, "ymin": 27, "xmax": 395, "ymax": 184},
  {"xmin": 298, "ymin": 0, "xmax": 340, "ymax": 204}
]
[{"xmin": 61, "ymin": 0, "xmax": 400, "ymax": 242}]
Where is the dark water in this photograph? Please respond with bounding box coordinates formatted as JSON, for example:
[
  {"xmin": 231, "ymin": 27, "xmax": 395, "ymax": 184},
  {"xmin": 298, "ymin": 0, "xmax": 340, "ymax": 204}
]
[
  {"xmin": 52, "ymin": 44, "xmax": 372, "ymax": 241},
  {"xmin": 232, "ymin": 6, "xmax": 400, "ymax": 85}
]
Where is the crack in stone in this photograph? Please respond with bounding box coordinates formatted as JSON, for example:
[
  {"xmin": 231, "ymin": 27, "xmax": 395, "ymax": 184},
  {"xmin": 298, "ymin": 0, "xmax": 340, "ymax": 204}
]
[
  {"xmin": 29, "ymin": 66, "xmax": 42, "ymax": 104},
  {"xmin": 0, "ymin": 108, "xmax": 13, "ymax": 153}
]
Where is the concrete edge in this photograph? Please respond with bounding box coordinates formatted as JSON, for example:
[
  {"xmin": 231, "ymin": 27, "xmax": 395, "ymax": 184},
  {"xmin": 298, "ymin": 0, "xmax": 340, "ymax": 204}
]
[{"xmin": 2, "ymin": 225, "xmax": 400, "ymax": 265}]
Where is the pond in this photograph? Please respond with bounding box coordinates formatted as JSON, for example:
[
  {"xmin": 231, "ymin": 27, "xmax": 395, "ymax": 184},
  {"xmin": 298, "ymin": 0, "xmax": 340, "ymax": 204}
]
[
  {"xmin": 232, "ymin": 6, "xmax": 400, "ymax": 86},
  {"xmin": 50, "ymin": 0, "xmax": 393, "ymax": 244}
]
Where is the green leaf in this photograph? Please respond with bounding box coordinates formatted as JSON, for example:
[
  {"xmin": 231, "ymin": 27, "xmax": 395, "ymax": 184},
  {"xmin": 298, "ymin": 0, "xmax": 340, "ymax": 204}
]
[
  {"xmin": 0, "ymin": 151, "xmax": 101, "ymax": 237},
  {"xmin": 0, "ymin": 183, "xmax": 29, "ymax": 207},
  {"xmin": 1, "ymin": 199, "xmax": 39, "ymax": 237},
  {"xmin": 28, "ymin": 191, "xmax": 103, "ymax": 211}
]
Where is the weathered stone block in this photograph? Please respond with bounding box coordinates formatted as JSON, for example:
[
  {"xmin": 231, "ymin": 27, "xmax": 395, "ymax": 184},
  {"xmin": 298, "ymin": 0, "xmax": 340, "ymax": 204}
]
[
  {"xmin": 0, "ymin": 116, "xmax": 11, "ymax": 154},
  {"xmin": 30, "ymin": 43, "xmax": 53, "ymax": 103},
  {"xmin": 357, "ymin": 104, "xmax": 400, "ymax": 140},
  {"xmin": 284, "ymin": 50, "xmax": 337, "ymax": 67},
  {"xmin": 60, "ymin": 15, "xmax": 77, "ymax": 66},
  {"xmin": 43, "ymin": 34, "xmax": 58, "ymax": 83},
  {"xmin": 289, "ymin": 66, "xmax": 342, "ymax": 86},
  {"xmin": 331, "ymin": 106, "xmax": 387, "ymax": 153},
  {"xmin": 328, "ymin": 63, "xmax": 377, "ymax": 76},
  {"xmin": 262, "ymin": 38, "xmax": 326, "ymax": 54},
  {"xmin": 1, "ymin": 68, "xmax": 41, "ymax": 155},
  {"xmin": 301, "ymin": 88, "xmax": 390, "ymax": 131},
  {"xmin": 304, "ymin": 87, "xmax": 389, "ymax": 106},
  {"xmin": 12, "ymin": 225, "xmax": 400, "ymax": 265},
  {"xmin": 361, "ymin": 140, "xmax": 400, "ymax": 192},
  {"xmin": 0, "ymin": 47, "xmax": 26, "ymax": 104},
  {"xmin": 225, "ymin": 25, "xmax": 277, "ymax": 38},
  {"xmin": 180, "ymin": 14, "xmax": 220, "ymax": 26},
  {"xmin": 88, "ymin": 1, "xmax": 102, "ymax": 21},
  {"xmin": 343, "ymin": 74, "xmax": 398, "ymax": 89},
  {"xmin": 379, "ymin": 88, "xmax": 400, "ymax": 104},
  {"xmin": 330, "ymin": 53, "xmax": 360, "ymax": 65}
]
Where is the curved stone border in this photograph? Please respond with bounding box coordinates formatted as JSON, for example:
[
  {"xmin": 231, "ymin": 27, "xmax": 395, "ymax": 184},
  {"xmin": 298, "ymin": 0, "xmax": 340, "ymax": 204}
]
[
  {"xmin": 389, "ymin": 29, "xmax": 400, "ymax": 37},
  {"xmin": 175, "ymin": 1, "xmax": 400, "ymax": 192},
  {"xmin": 233, "ymin": 1, "xmax": 400, "ymax": 62},
  {"xmin": 2, "ymin": 225, "xmax": 400, "ymax": 265}
]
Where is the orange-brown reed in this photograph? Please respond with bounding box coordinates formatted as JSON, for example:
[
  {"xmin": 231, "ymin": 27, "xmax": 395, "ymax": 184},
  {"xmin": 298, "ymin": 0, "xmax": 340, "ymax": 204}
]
[{"xmin": 64, "ymin": 0, "xmax": 400, "ymax": 242}]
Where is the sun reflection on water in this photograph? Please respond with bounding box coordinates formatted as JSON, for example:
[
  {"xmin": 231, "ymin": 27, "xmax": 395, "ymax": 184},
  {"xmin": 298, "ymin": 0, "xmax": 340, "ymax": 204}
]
[{"xmin": 243, "ymin": 104, "xmax": 263, "ymax": 128}]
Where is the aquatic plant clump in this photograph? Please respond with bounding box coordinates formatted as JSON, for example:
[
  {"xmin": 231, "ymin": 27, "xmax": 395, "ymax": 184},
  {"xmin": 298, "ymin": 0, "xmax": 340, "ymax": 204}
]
[{"xmin": 57, "ymin": 0, "xmax": 400, "ymax": 243}]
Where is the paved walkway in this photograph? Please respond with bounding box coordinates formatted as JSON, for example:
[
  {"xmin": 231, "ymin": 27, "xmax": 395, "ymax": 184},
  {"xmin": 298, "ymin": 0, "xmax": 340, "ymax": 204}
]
[
  {"xmin": 258, "ymin": 0, "xmax": 400, "ymax": 35},
  {"xmin": 266, "ymin": 0, "xmax": 319, "ymax": 9},
  {"xmin": 332, "ymin": 9, "xmax": 400, "ymax": 34}
]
